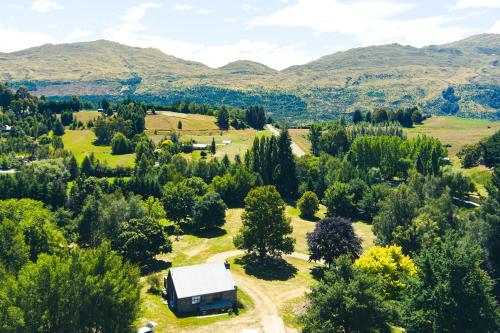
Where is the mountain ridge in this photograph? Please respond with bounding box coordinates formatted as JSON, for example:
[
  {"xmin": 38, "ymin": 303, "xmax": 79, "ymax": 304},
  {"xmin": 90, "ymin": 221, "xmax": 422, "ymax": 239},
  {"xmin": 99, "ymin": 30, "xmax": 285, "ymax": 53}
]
[{"xmin": 0, "ymin": 34, "xmax": 498, "ymax": 121}]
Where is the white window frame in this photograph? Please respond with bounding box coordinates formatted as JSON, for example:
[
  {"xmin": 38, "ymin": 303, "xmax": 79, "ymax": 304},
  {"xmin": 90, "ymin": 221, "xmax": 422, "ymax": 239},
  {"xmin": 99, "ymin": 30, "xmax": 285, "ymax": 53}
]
[{"xmin": 192, "ymin": 296, "xmax": 201, "ymax": 304}]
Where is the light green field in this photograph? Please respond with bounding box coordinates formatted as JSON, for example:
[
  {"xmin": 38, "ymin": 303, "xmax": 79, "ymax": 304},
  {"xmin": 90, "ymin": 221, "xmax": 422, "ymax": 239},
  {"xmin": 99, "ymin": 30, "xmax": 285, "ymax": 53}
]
[
  {"xmin": 62, "ymin": 129, "xmax": 135, "ymax": 167},
  {"xmin": 406, "ymin": 116, "xmax": 500, "ymax": 162}
]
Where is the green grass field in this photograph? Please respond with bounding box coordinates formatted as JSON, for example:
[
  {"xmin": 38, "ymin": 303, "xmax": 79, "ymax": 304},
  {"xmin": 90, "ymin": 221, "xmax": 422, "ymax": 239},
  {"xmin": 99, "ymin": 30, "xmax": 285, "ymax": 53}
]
[
  {"xmin": 146, "ymin": 111, "xmax": 272, "ymax": 160},
  {"xmin": 73, "ymin": 110, "xmax": 101, "ymax": 124},
  {"xmin": 62, "ymin": 129, "xmax": 135, "ymax": 167},
  {"xmin": 406, "ymin": 116, "xmax": 500, "ymax": 162}
]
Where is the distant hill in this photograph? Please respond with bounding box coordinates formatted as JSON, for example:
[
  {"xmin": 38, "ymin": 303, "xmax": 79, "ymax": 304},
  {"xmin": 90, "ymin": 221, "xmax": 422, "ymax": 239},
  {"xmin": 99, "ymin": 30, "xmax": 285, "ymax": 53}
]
[{"xmin": 0, "ymin": 34, "xmax": 499, "ymax": 122}]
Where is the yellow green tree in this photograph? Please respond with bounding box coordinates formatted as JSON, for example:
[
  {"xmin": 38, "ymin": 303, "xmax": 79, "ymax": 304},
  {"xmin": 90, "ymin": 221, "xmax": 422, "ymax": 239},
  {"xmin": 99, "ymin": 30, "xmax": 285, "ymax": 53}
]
[{"xmin": 354, "ymin": 245, "xmax": 417, "ymax": 299}]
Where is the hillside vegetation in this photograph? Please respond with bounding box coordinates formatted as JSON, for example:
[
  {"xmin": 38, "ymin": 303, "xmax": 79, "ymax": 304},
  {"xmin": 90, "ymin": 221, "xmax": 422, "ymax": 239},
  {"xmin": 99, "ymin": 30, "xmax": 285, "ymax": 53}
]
[{"xmin": 0, "ymin": 34, "xmax": 499, "ymax": 121}]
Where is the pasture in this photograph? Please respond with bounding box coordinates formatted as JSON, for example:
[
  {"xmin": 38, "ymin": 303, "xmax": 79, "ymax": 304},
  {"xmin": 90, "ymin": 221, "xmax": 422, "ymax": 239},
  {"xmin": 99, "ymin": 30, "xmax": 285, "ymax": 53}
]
[{"xmin": 62, "ymin": 129, "xmax": 135, "ymax": 167}]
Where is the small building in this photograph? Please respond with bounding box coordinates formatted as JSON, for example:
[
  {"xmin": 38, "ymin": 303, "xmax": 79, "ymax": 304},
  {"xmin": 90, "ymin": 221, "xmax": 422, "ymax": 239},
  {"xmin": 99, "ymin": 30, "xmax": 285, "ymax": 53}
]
[
  {"xmin": 0, "ymin": 125, "xmax": 11, "ymax": 131},
  {"xmin": 192, "ymin": 143, "xmax": 208, "ymax": 150},
  {"xmin": 222, "ymin": 140, "xmax": 232, "ymax": 145},
  {"xmin": 165, "ymin": 262, "xmax": 237, "ymax": 315}
]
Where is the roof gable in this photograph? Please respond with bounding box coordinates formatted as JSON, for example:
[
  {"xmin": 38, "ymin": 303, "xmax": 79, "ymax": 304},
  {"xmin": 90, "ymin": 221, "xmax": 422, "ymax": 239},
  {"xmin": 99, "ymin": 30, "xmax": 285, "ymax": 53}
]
[{"xmin": 169, "ymin": 262, "xmax": 236, "ymax": 299}]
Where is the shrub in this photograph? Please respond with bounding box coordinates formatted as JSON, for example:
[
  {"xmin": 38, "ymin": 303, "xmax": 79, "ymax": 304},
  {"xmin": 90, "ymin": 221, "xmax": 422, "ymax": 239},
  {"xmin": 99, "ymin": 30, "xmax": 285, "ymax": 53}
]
[{"xmin": 297, "ymin": 191, "xmax": 319, "ymax": 218}]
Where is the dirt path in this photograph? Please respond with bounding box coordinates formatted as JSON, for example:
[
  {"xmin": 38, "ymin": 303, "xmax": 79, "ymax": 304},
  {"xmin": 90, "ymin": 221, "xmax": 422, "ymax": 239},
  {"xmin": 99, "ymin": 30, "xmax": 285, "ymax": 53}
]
[
  {"xmin": 266, "ymin": 125, "xmax": 306, "ymax": 157},
  {"xmin": 206, "ymin": 250, "xmax": 319, "ymax": 333}
]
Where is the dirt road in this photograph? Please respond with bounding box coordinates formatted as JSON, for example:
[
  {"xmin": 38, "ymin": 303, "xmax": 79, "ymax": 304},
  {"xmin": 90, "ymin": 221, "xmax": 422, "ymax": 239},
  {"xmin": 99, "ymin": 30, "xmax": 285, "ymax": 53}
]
[
  {"xmin": 206, "ymin": 250, "xmax": 318, "ymax": 333},
  {"xmin": 266, "ymin": 125, "xmax": 306, "ymax": 157}
]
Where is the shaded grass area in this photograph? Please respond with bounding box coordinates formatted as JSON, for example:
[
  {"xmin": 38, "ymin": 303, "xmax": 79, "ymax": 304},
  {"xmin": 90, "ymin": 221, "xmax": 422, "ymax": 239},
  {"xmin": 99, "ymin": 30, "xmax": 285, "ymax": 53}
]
[
  {"xmin": 62, "ymin": 129, "xmax": 135, "ymax": 167},
  {"xmin": 235, "ymin": 254, "xmax": 298, "ymax": 281}
]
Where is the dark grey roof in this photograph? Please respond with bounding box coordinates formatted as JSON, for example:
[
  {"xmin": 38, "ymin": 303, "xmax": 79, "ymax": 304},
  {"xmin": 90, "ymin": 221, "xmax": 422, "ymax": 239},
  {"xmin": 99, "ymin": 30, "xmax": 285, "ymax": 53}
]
[{"xmin": 169, "ymin": 262, "xmax": 236, "ymax": 298}]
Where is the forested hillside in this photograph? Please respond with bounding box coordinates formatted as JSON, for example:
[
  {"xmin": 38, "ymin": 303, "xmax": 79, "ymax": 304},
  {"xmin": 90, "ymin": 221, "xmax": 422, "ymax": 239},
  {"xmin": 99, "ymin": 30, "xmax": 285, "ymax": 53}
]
[{"xmin": 0, "ymin": 34, "xmax": 498, "ymax": 122}]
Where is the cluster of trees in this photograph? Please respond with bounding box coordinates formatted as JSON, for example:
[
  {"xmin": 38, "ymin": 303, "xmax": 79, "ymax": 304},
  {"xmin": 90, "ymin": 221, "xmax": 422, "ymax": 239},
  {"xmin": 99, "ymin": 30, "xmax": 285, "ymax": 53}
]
[
  {"xmin": 458, "ymin": 130, "xmax": 500, "ymax": 168},
  {"xmin": 352, "ymin": 106, "xmax": 424, "ymax": 128}
]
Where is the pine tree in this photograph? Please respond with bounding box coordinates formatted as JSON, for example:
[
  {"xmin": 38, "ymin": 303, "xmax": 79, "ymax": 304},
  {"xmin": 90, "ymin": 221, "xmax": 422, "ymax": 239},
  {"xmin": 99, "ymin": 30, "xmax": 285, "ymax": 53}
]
[
  {"xmin": 210, "ymin": 137, "xmax": 216, "ymax": 154},
  {"xmin": 275, "ymin": 128, "xmax": 298, "ymax": 198}
]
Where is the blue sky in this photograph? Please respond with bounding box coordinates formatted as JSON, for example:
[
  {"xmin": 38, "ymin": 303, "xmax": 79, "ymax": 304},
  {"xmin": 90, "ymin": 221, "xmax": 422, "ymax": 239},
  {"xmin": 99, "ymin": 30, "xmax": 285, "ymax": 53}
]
[{"xmin": 1, "ymin": 0, "xmax": 499, "ymax": 69}]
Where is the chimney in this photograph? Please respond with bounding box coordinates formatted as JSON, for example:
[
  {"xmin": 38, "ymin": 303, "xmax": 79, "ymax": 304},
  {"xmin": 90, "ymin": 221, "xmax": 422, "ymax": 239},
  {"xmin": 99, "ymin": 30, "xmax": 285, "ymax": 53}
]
[{"xmin": 224, "ymin": 261, "xmax": 230, "ymax": 269}]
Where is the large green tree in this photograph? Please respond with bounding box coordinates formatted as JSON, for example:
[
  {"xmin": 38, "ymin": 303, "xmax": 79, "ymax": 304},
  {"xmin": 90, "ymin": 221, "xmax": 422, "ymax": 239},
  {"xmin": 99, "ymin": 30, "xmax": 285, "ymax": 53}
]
[
  {"xmin": 234, "ymin": 186, "xmax": 295, "ymax": 259},
  {"xmin": 403, "ymin": 233, "xmax": 499, "ymax": 333}
]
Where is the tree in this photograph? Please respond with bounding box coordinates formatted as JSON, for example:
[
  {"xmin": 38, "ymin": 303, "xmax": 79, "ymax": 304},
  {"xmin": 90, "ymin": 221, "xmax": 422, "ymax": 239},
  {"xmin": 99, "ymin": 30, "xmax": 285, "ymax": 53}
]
[
  {"xmin": 67, "ymin": 155, "xmax": 80, "ymax": 180},
  {"xmin": 16, "ymin": 243, "xmax": 141, "ymax": 333},
  {"xmin": 0, "ymin": 218, "xmax": 29, "ymax": 274},
  {"xmin": 354, "ymin": 245, "xmax": 417, "ymax": 299},
  {"xmin": 307, "ymin": 217, "xmax": 361, "ymax": 266},
  {"xmin": 373, "ymin": 185, "xmax": 420, "ymax": 247},
  {"xmin": 300, "ymin": 255, "xmax": 392, "ymax": 333},
  {"xmin": 275, "ymin": 128, "xmax": 298, "ymax": 198},
  {"xmin": 116, "ymin": 217, "xmax": 172, "ymax": 264},
  {"xmin": 352, "ymin": 109, "xmax": 363, "ymax": 123},
  {"xmin": 411, "ymin": 109, "xmax": 424, "ymax": 124},
  {"xmin": 457, "ymin": 143, "xmax": 481, "ymax": 168},
  {"xmin": 323, "ymin": 182, "xmax": 356, "ymax": 217},
  {"xmin": 210, "ymin": 137, "xmax": 216, "ymax": 154},
  {"xmin": 372, "ymin": 108, "xmax": 388, "ymax": 123},
  {"xmin": 403, "ymin": 233, "xmax": 499, "ymax": 333},
  {"xmin": 359, "ymin": 183, "xmax": 391, "ymax": 222},
  {"xmin": 192, "ymin": 191, "xmax": 227, "ymax": 229},
  {"xmin": 481, "ymin": 130, "xmax": 500, "ymax": 167},
  {"xmin": 309, "ymin": 124, "xmax": 321, "ymax": 157},
  {"xmin": 297, "ymin": 191, "xmax": 319, "ymax": 218},
  {"xmin": 162, "ymin": 182, "xmax": 196, "ymax": 223},
  {"xmin": 177, "ymin": 120, "xmax": 182, "ymax": 129},
  {"xmin": 217, "ymin": 106, "xmax": 230, "ymax": 130},
  {"xmin": 234, "ymin": 186, "xmax": 295, "ymax": 259},
  {"xmin": 52, "ymin": 119, "xmax": 65, "ymax": 136},
  {"xmin": 111, "ymin": 132, "xmax": 133, "ymax": 155}
]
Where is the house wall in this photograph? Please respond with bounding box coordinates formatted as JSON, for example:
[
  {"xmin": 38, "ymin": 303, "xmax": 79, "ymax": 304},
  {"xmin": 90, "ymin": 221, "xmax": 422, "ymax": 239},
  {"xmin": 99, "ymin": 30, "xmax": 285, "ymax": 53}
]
[{"xmin": 176, "ymin": 289, "xmax": 238, "ymax": 314}]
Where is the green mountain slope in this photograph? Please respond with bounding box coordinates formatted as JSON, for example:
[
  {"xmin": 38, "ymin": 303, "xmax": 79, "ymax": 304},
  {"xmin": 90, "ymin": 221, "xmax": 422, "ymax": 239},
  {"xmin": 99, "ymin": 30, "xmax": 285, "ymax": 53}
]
[{"xmin": 0, "ymin": 34, "xmax": 498, "ymax": 121}]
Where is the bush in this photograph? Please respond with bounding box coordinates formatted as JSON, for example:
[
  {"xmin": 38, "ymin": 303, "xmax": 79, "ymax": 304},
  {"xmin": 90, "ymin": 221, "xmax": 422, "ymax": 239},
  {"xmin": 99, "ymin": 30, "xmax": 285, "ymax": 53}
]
[
  {"xmin": 146, "ymin": 273, "xmax": 163, "ymax": 295},
  {"xmin": 297, "ymin": 191, "xmax": 319, "ymax": 218},
  {"xmin": 192, "ymin": 191, "xmax": 227, "ymax": 229}
]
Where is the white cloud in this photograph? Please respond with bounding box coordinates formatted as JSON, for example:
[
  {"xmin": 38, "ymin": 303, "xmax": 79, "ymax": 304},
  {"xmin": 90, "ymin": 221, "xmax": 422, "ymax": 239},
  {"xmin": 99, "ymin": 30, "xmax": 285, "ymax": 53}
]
[
  {"xmin": 118, "ymin": 2, "xmax": 162, "ymax": 23},
  {"xmin": 250, "ymin": 0, "xmax": 473, "ymax": 47},
  {"xmin": 31, "ymin": 0, "xmax": 65, "ymax": 13},
  {"xmin": 8, "ymin": 4, "xmax": 24, "ymax": 10},
  {"xmin": 173, "ymin": 3, "xmax": 215, "ymax": 15},
  {"xmin": 488, "ymin": 20, "xmax": 500, "ymax": 33},
  {"xmin": 453, "ymin": 0, "xmax": 500, "ymax": 9},
  {"xmin": 0, "ymin": 26, "xmax": 57, "ymax": 52},
  {"xmin": 64, "ymin": 29, "xmax": 91, "ymax": 43}
]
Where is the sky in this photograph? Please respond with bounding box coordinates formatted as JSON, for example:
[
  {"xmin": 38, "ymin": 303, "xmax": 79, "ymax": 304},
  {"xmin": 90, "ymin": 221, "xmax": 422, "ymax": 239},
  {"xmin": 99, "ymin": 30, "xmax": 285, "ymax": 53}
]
[{"xmin": 0, "ymin": 0, "xmax": 499, "ymax": 69}]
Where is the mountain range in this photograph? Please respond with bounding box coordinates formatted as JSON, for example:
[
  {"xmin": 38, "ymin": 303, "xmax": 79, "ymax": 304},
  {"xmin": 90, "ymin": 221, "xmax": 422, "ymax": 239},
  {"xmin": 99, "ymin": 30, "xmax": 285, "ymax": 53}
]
[{"xmin": 0, "ymin": 34, "xmax": 499, "ymax": 121}]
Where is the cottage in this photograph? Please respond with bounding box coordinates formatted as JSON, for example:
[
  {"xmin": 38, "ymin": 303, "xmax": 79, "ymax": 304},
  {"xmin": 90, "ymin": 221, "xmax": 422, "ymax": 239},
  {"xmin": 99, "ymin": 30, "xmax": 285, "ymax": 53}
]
[
  {"xmin": 165, "ymin": 262, "xmax": 237, "ymax": 315},
  {"xmin": 192, "ymin": 143, "xmax": 208, "ymax": 150}
]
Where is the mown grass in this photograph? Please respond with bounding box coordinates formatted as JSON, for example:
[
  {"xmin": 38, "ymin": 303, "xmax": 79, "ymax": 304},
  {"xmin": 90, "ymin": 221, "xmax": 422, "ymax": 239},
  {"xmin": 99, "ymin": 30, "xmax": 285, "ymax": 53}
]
[
  {"xmin": 73, "ymin": 110, "xmax": 101, "ymax": 124},
  {"xmin": 62, "ymin": 129, "xmax": 135, "ymax": 167}
]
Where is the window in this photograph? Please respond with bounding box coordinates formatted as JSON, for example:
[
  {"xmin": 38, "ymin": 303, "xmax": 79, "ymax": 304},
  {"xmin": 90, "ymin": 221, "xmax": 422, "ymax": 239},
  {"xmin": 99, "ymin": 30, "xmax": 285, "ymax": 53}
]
[{"xmin": 192, "ymin": 296, "xmax": 201, "ymax": 304}]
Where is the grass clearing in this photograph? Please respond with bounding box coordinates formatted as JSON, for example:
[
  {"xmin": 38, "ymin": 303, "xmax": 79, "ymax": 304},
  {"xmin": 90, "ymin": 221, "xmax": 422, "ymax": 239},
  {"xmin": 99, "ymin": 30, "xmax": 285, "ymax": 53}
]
[
  {"xmin": 62, "ymin": 129, "xmax": 135, "ymax": 167},
  {"xmin": 289, "ymin": 128, "xmax": 311, "ymax": 154},
  {"xmin": 73, "ymin": 110, "xmax": 101, "ymax": 124},
  {"xmin": 406, "ymin": 116, "xmax": 500, "ymax": 162}
]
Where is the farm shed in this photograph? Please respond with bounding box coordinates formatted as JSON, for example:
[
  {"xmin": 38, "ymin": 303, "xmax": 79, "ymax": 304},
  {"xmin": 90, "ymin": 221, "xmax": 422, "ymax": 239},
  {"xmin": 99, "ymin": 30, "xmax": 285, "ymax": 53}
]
[{"xmin": 165, "ymin": 262, "xmax": 237, "ymax": 315}]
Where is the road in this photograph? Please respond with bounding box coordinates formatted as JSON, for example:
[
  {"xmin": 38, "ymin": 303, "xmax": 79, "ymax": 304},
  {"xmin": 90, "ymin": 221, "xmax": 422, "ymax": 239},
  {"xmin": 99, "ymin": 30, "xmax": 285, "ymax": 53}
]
[
  {"xmin": 206, "ymin": 250, "xmax": 320, "ymax": 333},
  {"xmin": 266, "ymin": 125, "xmax": 306, "ymax": 157}
]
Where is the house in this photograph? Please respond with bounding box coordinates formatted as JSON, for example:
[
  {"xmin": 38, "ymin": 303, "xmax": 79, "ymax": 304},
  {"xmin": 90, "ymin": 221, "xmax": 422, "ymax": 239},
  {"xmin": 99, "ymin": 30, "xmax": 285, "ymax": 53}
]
[
  {"xmin": 0, "ymin": 125, "xmax": 11, "ymax": 131},
  {"xmin": 192, "ymin": 143, "xmax": 208, "ymax": 150},
  {"xmin": 165, "ymin": 262, "xmax": 237, "ymax": 315}
]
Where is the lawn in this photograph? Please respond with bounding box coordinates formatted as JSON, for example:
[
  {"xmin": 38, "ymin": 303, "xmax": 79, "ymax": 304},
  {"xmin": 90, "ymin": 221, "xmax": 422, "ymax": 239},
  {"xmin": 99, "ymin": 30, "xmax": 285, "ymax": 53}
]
[
  {"xmin": 62, "ymin": 129, "xmax": 135, "ymax": 167},
  {"xmin": 406, "ymin": 116, "xmax": 500, "ymax": 162}
]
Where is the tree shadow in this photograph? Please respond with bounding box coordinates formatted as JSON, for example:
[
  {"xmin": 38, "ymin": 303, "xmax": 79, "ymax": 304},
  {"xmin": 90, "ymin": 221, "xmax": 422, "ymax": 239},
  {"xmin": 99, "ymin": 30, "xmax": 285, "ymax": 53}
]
[
  {"xmin": 310, "ymin": 266, "xmax": 328, "ymax": 281},
  {"xmin": 235, "ymin": 254, "xmax": 298, "ymax": 281},
  {"xmin": 141, "ymin": 258, "xmax": 172, "ymax": 276},
  {"xmin": 299, "ymin": 214, "xmax": 321, "ymax": 222},
  {"xmin": 185, "ymin": 226, "xmax": 227, "ymax": 239}
]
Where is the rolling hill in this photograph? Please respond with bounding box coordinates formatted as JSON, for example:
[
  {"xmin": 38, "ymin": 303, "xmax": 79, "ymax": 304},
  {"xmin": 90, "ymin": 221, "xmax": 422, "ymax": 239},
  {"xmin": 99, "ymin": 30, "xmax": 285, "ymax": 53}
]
[{"xmin": 0, "ymin": 34, "xmax": 499, "ymax": 122}]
